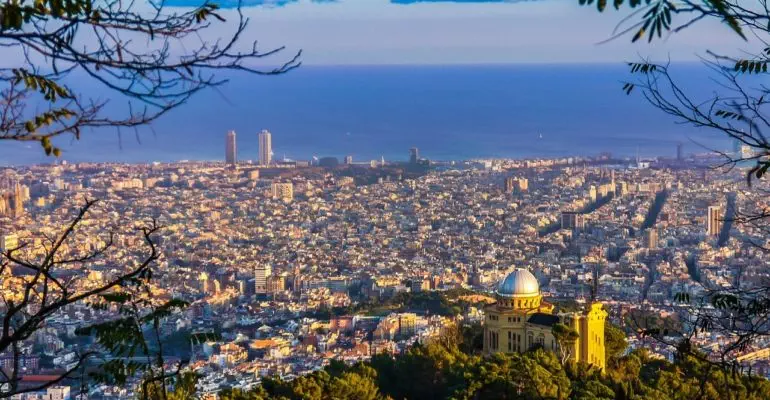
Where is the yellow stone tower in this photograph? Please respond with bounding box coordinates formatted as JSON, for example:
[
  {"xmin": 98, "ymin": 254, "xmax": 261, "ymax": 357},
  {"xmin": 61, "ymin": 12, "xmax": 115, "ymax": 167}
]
[
  {"xmin": 559, "ymin": 302, "xmax": 607, "ymax": 371},
  {"xmin": 483, "ymin": 268, "xmax": 607, "ymax": 371}
]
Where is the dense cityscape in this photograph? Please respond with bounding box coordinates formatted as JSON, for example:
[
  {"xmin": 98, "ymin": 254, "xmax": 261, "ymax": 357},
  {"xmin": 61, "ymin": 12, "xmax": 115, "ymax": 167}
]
[{"xmin": 1, "ymin": 129, "xmax": 768, "ymax": 399}]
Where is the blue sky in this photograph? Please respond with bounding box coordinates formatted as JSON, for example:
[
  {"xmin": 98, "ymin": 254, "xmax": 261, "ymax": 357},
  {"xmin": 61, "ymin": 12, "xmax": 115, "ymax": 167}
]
[{"xmin": 173, "ymin": 0, "xmax": 744, "ymax": 65}]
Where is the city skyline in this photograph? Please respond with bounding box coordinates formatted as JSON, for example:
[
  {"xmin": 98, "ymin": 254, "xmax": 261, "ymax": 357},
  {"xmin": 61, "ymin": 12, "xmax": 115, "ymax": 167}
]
[
  {"xmin": 3, "ymin": 0, "xmax": 770, "ymax": 398},
  {"xmin": 2, "ymin": 151, "xmax": 764, "ymax": 398},
  {"xmin": 0, "ymin": 63, "xmax": 731, "ymax": 167}
]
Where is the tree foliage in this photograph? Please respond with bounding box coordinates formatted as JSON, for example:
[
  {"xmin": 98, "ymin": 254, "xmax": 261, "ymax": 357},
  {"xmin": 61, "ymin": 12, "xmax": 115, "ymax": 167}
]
[
  {"xmin": 222, "ymin": 324, "xmax": 770, "ymax": 400},
  {"xmin": 552, "ymin": 322, "xmax": 580, "ymax": 365},
  {"xmin": 0, "ymin": 200, "xmax": 157, "ymax": 397},
  {"xmin": 604, "ymin": 321, "xmax": 628, "ymax": 367},
  {"xmin": 579, "ymin": 0, "xmax": 770, "ymax": 186},
  {"xmin": 0, "ymin": 200, "xmax": 215, "ymax": 398},
  {"xmin": 0, "ymin": 0, "xmax": 299, "ymax": 155},
  {"xmin": 0, "ymin": 0, "xmax": 294, "ymax": 396},
  {"xmin": 583, "ymin": 0, "xmax": 770, "ymax": 380}
]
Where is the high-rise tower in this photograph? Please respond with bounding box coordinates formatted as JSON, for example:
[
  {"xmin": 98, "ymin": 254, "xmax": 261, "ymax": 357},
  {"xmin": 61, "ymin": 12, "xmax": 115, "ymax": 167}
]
[
  {"xmin": 225, "ymin": 130, "xmax": 237, "ymax": 166},
  {"xmin": 258, "ymin": 130, "xmax": 272, "ymax": 166},
  {"xmin": 644, "ymin": 228, "xmax": 658, "ymax": 249},
  {"xmin": 409, "ymin": 147, "xmax": 419, "ymax": 164},
  {"xmin": 707, "ymin": 206, "xmax": 722, "ymax": 236}
]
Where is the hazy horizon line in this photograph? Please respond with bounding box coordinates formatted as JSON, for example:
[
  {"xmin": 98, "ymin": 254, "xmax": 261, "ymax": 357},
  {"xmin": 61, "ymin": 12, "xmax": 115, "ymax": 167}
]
[
  {"xmin": 271, "ymin": 60, "xmax": 707, "ymax": 68},
  {"xmin": 2, "ymin": 151, "xmax": 714, "ymax": 168}
]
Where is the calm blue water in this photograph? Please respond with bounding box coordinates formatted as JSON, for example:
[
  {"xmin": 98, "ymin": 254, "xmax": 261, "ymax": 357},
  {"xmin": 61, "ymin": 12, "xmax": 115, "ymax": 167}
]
[{"xmin": 0, "ymin": 64, "xmax": 731, "ymax": 166}]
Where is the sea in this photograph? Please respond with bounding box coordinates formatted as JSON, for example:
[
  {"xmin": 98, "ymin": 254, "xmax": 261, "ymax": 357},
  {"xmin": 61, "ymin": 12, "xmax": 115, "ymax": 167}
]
[{"xmin": 0, "ymin": 63, "xmax": 733, "ymax": 166}]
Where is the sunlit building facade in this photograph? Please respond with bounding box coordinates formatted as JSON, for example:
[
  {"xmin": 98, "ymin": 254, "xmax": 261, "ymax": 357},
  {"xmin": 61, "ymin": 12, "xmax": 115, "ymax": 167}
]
[
  {"xmin": 259, "ymin": 129, "xmax": 272, "ymax": 166},
  {"xmin": 483, "ymin": 268, "xmax": 607, "ymax": 371},
  {"xmin": 708, "ymin": 205, "xmax": 721, "ymax": 236}
]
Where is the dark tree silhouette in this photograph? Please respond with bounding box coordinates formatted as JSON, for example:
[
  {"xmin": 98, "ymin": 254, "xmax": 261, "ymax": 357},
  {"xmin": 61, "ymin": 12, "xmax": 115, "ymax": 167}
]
[
  {"xmin": 0, "ymin": 200, "xmax": 153, "ymax": 396},
  {"xmin": 580, "ymin": 0, "xmax": 766, "ymax": 177},
  {"xmin": 0, "ymin": 0, "xmax": 295, "ymax": 396},
  {"xmin": 0, "ymin": 0, "xmax": 300, "ymax": 155},
  {"xmin": 0, "ymin": 199, "xmax": 219, "ymax": 398},
  {"xmin": 582, "ymin": 0, "xmax": 770, "ymax": 386}
]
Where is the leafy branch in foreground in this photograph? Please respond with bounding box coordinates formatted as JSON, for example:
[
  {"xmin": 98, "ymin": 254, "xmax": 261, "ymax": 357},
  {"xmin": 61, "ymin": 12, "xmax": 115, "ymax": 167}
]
[
  {"xmin": 581, "ymin": 0, "xmax": 770, "ymax": 391},
  {"xmin": 579, "ymin": 0, "xmax": 747, "ymax": 43},
  {"xmin": 0, "ymin": 199, "xmax": 192, "ymax": 398},
  {"xmin": 76, "ymin": 293, "xmax": 194, "ymax": 399},
  {"xmin": 0, "ymin": 0, "xmax": 301, "ymax": 155},
  {"xmin": 617, "ymin": 60, "xmax": 770, "ymax": 185}
]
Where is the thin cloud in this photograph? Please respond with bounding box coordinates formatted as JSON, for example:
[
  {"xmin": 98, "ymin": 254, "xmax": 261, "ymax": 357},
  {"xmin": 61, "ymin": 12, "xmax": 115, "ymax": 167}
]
[
  {"xmin": 163, "ymin": 0, "xmax": 538, "ymax": 8},
  {"xmin": 391, "ymin": 0, "xmax": 540, "ymax": 4},
  {"xmin": 164, "ymin": 0, "xmax": 338, "ymax": 9}
]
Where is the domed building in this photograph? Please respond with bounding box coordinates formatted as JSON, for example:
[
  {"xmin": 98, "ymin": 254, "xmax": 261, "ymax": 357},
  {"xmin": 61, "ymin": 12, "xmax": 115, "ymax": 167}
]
[{"xmin": 483, "ymin": 268, "xmax": 607, "ymax": 371}]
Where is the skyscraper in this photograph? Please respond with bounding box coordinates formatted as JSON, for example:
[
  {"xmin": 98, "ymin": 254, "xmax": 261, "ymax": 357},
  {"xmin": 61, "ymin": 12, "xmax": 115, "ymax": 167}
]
[
  {"xmin": 258, "ymin": 129, "xmax": 272, "ymax": 166},
  {"xmin": 255, "ymin": 264, "xmax": 272, "ymax": 295},
  {"xmin": 718, "ymin": 192, "xmax": 737, "ymax": 246},
  {"xmin": 676, "ymin": 142, "xmax": 684, "ymax": 161},
  {"xmin": 225, "ymin": 130, "xmax": 237, "ymax": 166},
  {"xmin": 409, "ymin": 147, "xmax": 419, "ymax": 164},
  {"xmin": 644, "ymin": 228, "xmax": 658, "ymax": 249},
  {"xmin": 199, "ymin": 272, "xmax": 210, "ymax": 294},
  {"xmin": 707, "ymin": 206, "xmax": 722, "ymax": 236},
  {"xmin": 517, "ymin": 178, "xmax": 529, "ymax": 192}
]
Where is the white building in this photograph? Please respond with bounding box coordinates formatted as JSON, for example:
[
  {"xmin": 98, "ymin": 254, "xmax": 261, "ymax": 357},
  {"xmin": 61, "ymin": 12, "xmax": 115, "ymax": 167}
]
[
  {"xmin": 255, "ymin": 264, "xmax": 272, "ymax": 295},
  {"xmin": 10, "ymin": 386, "xmax": 70, "ymax": 400},
  {"xmin": 271, "ymin": 182, "xmax": 293, "ymax": 201},
  {"xmin": 258, "ymin": 129, "xmax": 272, "ymax": 166}
]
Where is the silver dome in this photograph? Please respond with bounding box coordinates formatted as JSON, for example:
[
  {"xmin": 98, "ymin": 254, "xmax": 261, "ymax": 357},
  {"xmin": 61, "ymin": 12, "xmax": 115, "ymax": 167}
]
[{"xmin": 497, "ymin": 268, "xmax": 540, "ymax": 298}]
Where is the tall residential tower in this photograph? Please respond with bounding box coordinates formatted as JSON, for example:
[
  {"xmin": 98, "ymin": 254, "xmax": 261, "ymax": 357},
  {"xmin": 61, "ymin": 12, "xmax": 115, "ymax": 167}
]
[
  {"xmin": 708, "ymin": 206, "xmax": 722, "ymax": 236},
  {"xmin": 409, "ymin": 147, "xmax": 419, "ymax": 164},
  {"xmin": 259, "ymin": 130, "xmax": 272, "ymax": 166},
  {"xmin": 225, "ymin": 130, "xmax": 237, "ymax": 166}
]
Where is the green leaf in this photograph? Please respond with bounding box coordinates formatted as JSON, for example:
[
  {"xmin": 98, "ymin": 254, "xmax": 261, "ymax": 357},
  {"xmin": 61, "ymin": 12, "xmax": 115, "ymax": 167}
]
[
  {"xmin": 706, "ymin": 0, "xmax": 745, "ymax": 40},
  {"xmin": 101, "ymin": 292, "xmax": 132, "ymax": 304},
  {"xmin": 190, "ymin": 331, "xmax": 222, "ymax": 345}
]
